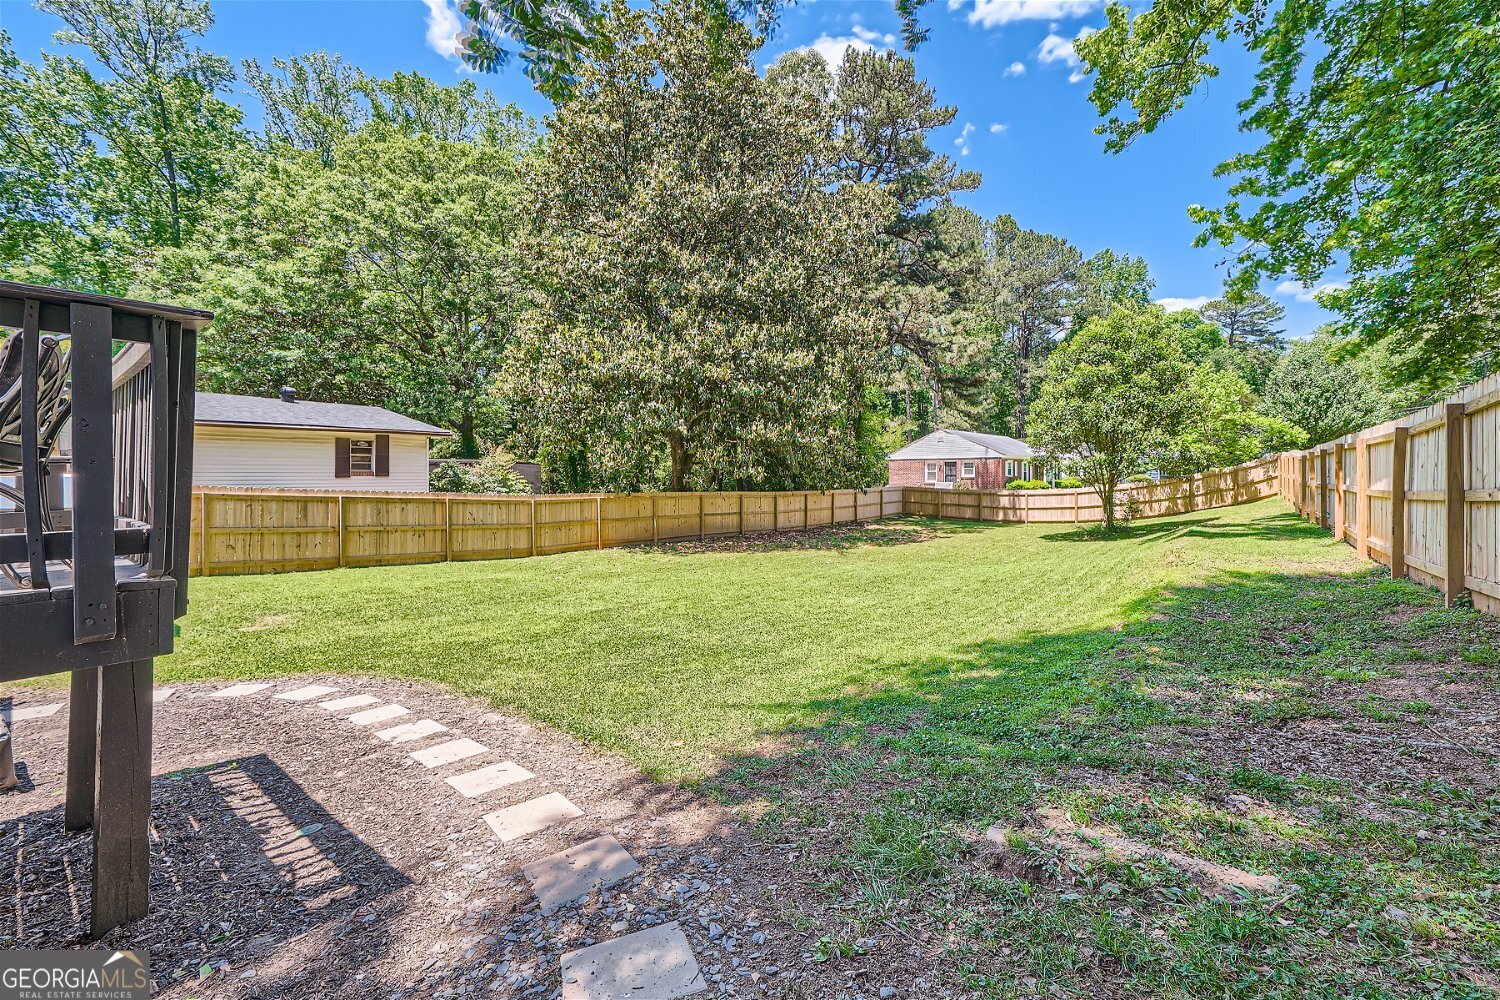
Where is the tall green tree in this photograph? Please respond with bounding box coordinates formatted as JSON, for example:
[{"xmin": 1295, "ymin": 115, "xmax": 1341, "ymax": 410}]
[
  {"xmin": 1259, "ymin": 333, "xmax": 1389, "ymax": 446},
  {"xmin": 162, "ymin": 116, "xmax": 533, "ymax": 456},
  {"xmin": 1154, "ymin": 366, "xmax": 1305, "ymax": 478},
  {"xmin": 504, "ymin": 0, "xmax": 891, "ymax": 491},
  {"xmin": 0, "ymin": 0, "xmax": 243, "ymax": 292},
  {"xmin": 1028, "ymin": 304, "xmax": 1194, "ymax": 529},
  {"xmin": 1072, "ymin": 248, "xmax": 1153, "ymax": 331},
  {"xmin": 1078, "ymin": 1, "xmax": 1500, "ymax": 389},
  {"xmin": 1200, "ymin": 290, "xmax": 1285, "ymax": 352}
]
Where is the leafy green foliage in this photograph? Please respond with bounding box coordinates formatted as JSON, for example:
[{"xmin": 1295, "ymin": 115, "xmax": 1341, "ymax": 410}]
[
  {"xmin": 429, "ymin": 453, "xmax": 532, "ymax": 494},
  {"xmin": 1155, "ymin": 366, "xmax": 1306, "ymax": 479},
  {"xmin": 1260, "ymin": 334, "xmax": 1390, "ymax": 446},
  {"xmin": 1028, "ymin": 305, "xmax": 1194, "ymax": 527},
  {"xmin": 504, "ymin": 0, "xmax": 892, "ymax": 491},
  {"xmin": 162, "ymin": 114, "xmax": 533, "ymax": 455},
  {"xmin": 0, "ymin": 0, "xmax": 243, "ymax": 293},
  {"xmin": 1078, "ymin": 0, "xmax": 1500, "ymax": 388}
]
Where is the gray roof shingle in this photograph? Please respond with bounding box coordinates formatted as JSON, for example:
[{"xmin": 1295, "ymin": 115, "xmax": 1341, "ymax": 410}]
[
  {"xmin": 888, "ymin": 428, "xmax": 1033, "ymax": 461},
  {"xmin": 195, "ymin": 392, "xmax": 451, "ymax": 436}
]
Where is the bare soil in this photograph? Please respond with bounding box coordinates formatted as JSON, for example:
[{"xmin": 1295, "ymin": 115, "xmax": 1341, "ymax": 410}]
[{"xmin": 1, "ymin": 676, "xmax": 973, "ymax": 1000}]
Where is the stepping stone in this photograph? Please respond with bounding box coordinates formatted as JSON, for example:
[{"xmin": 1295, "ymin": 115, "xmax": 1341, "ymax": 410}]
[
  {"xmin": 410, "ymin": 738, "xmax": 489, "ymax": 768},
  {"xmin": 482, "ymin": 792, "xmax": 581, "ymax": 842},
  {"xmin": 347, "ymin": 704, "xmax": 410, "ymax": 726},
  {"xmin": 523, "ymin": 835, "xmax": 641, "ymax": 912},
  {"xmin": 446, "ymin": 761, "xmax": 535, "ymax": 798},
  {"xmin": 275, "ymin": 684, "xmax": 340, "ymax": 702},
  {"xmin": 153, "ymin": 688, "xmax": 176, "ymax": 703},
  {"xmin": 561, "ymin": 922, "xmax": 706, "ymax": 999},
  {"xmin": 1, "ymin": 703, "xmax": 64, "ymax": 722},
  {"xmin": 319, "ymin": 694, "xmax": 380, "ymax": 712},
  {"xmin": 375, "ymin": 719, "xmax": 448, "ymax": 744},
  {"xmin": 212, "ymin": 683, "xmax": 274, "ymax": 698}
]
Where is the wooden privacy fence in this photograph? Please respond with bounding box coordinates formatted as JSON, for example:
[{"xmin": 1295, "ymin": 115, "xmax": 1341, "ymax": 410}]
[
  {"xmin": 189, "ymin": 486, "xmax": 904, "ymax": 576},
  {"xmin": 903, "ymin": 457, "xmax": 1279, "ymax": 523},
  {"xmin": 1280, "ymin": 371, "xmax": 1500, "ymax": 615}
]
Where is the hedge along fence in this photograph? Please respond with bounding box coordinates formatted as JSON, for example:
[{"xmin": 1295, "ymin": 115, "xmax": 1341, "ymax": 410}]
[
  {"xmin": 187, "ymin": 486, "xmax": 905, "ymax": 576},
  {"xmin": 902, "ymin": 456, "xmax": 1280, "ymax": 524},
  {"xmin": 1280, "ymin": 370, "xmax": 1500, "ymax": 616}
]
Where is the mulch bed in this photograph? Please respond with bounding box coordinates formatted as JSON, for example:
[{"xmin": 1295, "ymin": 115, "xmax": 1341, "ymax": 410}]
[{"xmin": 2, "ymin": 675, "xmax": 971, "ymax": 999}]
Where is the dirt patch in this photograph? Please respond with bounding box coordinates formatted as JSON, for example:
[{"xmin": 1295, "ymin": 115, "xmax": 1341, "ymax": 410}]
[
  {"xmin": 1, "ymin": 676, "xmax": 978, "ymax": 999},
  {"xmin": 635, "ymin": 520, "xmax": 948, "ymax": 555}
]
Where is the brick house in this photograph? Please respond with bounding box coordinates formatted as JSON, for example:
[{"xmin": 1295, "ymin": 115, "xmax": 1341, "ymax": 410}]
[{"xmin": 887, "ymin": 429, "xmax": 1041, "ymax": 489}]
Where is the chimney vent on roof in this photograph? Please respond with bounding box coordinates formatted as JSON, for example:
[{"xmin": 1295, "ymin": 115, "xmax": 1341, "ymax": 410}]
[{"xmin": 279, "ymin": 386, "xmax": 297, "ymax": 403}]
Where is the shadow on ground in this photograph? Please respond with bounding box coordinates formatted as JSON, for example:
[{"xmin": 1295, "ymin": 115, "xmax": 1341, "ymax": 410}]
[{"xmin": 701, "ymin": 567, "xmax": 1500, "ymax": 997}]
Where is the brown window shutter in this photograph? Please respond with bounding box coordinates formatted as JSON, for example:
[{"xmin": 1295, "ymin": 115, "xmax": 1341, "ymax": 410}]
[
  {"xmin": 335, "ymin": 437, "xmax": 351, "ymax": 478},
  {"xmin": 375, "ymin": 434, "xmax": 390, "ymax": 477}
]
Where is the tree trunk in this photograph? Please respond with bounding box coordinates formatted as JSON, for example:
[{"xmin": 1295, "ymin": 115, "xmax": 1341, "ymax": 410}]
[
  {"xmin": 1101, "ymin": 480, "xmax": 1117, "ymax": 530},
  {"xmin": 456, "ymin": 412, "xmax": 479, "ymax": 459},
  {"xmin": 667, "ymin": 431, "xmax": 692, "ymax": 491}
]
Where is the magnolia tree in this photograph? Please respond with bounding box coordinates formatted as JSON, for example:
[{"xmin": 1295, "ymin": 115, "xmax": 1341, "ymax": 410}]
[
  {"xmin": 1027, "ymin": 305, "xmax": 1194, "ymax": 530},
  {"xmin": 505, "ymin": 0, "xmax": 893, "ymax": 491}
]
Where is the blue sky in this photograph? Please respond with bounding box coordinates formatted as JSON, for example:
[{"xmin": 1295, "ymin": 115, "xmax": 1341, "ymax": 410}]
[{"xmin": 2, "ymin": 0, "xmax": 1342, "ymax": 337}]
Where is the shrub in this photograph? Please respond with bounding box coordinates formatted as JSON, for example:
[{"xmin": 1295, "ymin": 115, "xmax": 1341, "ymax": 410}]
[
  {"xmin": 1056, "ymin": 476, "xmax": 1085, "ymax": 489},
  {"xmin": 429, "ymin": 453, "xmax": 533, "ymax": 495},
  {"xmin": 1005, "ymin": 479, "xmax": 1050, "ymax": 490}
]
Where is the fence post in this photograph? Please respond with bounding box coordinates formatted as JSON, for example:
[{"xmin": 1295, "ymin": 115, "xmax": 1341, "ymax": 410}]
[
  {"xmin": 738, "ymin": 492, "xmax": 744, "ymax": 535},
  {"xmin": 596, "ymin": 495, "xmax": 603, "ymax": 549},
  {"xmin": 444, "ymin": 496, "xmax": 452, "ymax": 562},
  {"xmin": 337, "ymin": 494, "xmax": 345, "ymax": 568},
  {"xmin": 773, "ymin": 492, "xmax": 778, "ymax": 531},
  {"xmin": 1355, "ymin": 438, "xmax": 1369, "ymax": 560},
  {"xmin": 530, "ymin": 497, "xmax": 537, "ymax": 556},
  {"xmin": 1444, "ymin": 402, "xmax": 1467, "ymax": 606},
  {"xmin": 1331, "ymin": 443, "xmax": 1345, "ymax": 541},
  {"xmin": 698, "ymin": 493, "xmax": 705, "ymax": 539},
  {"xmin": 1073, "ymin": 491, "xmax": 1080, "ymax": 523},
  {"xmin": 1390, "ymin": 426, "xmax": 1407, "ymax": 578}
]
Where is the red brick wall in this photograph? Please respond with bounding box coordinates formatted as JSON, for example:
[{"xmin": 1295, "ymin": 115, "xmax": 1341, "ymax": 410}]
[{"xmin": 887, "ymin": 457, "xmax": 1034, "ymax": 488}]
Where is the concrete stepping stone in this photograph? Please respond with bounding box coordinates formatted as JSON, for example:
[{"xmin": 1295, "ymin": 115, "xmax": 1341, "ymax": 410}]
[
  {"xmin": 374, "ymin": 719, "xmax": 448, "ymax": 744},
  {"xmin": 347, "ymin": 704, "xmax": 410, "ymax": 726},
  {"xmin": 212, "ymin": 683, "xmax": 274, "ymax": 698},
  {"xmin": 1, "ymin": 703, "xmax": 64, "ymax": 722},
  {"xmin": 561, "ymin": 922, "xmax": 706, "ymax": 999},
  {"xmin": 523, "ymin": 834, "xmax": 641, "ymax": 912},
  {"xmin": 318, "ymin": 694, "xmax": 380, "ymax": 712},
  {"xmin": 275, "ymin": 684, "xmax": 340, "ymax": 702},
  {"xmin": 410, "ymin": 738, "xmax": 488, "ymax": 768},
  {"xmin": 482, "ymin": 792, "xmax": 581, "ymax": 842},
  {"xmin": 153, "ymin": 688, "xmax": 176, "ymax": 703},
  {"xmin": 446, "ymin": 761, "xmax": 535, "ymax": 798}
]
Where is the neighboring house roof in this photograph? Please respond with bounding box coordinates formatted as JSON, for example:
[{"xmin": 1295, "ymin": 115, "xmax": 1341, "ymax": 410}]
[
  {"xmin": 888, "ymin": 428, "xmax": 1034, "ymax": 461},
  {"xmin": 195, "ymin": 392, "xmax": 451, "ymax": 437}
]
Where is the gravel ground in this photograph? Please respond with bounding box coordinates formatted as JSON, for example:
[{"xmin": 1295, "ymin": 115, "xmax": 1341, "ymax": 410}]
[{"xmin": 2, "ymin": 675, "xmax": 963, "ymax": 1000}]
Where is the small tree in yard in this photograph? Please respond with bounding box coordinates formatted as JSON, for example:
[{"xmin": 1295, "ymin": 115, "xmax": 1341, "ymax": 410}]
[{"xmin": 1028, "ymin": 304, "xmax": 1194, "ymax": 530}]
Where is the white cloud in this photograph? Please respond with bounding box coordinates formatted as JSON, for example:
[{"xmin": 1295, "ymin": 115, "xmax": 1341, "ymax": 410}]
[
  {"xmin": 1037, "ymin": 27, "xmax": 1096, "ymax": 82},
  {"xmin": 948, "ymin": 0, "xmax": 1102, "ymax": 30},
  {"xmin": 1156, "ymin": 296, "xmax": 1212, "ymax": 312},
  {"xmin": 989, "ymin": 122, "xmax": 1007, "ymax": 134},
  {"xmin": 1003, "ymin": 61, "xmax": 1027, "ymax": 76},
  {"xmin": 954, "ymin": 121, "xmax": 976, "ymax": 156},
  {"xmin": 800, "ymin": 25, "xmax": 896, "ymax": 69},
  {"xmin": 1275, "ymin": 280, "xmax": 1347, "ymax": 303},
  {"xmin": 423, "ymin": 0, "xmax": 463, "ymax": 60}
]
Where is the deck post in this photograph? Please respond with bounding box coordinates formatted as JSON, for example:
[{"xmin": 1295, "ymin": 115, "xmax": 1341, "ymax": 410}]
[
  {"xmin": 65, "ymin": 666, "xmax": 100, "ymax": 830},
  {"xmin": 91, "ymin": 659, "xmax": 154, "ymax": 938}
]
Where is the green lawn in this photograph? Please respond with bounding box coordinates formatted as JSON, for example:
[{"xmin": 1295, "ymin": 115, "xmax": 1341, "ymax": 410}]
[
  {"xmin": 166, "ymin": 499, "xmax": 1355, "ymax": 779},
  {"xmin": 162, "ymin": 499, "xmax": 1500, "ymax": 996}
]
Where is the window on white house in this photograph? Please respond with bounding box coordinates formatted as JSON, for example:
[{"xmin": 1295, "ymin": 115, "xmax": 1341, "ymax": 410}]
[
  {"xmin": 349, "ymin": 438, "xmax": 375, "ymax": 476},
  {"xmin": 924, "ymin": 461, "xmax": 938, "ymax": 482},
  {"xmin": 961, "ymin": 461, "xmax": 976, "ymax": 478}
]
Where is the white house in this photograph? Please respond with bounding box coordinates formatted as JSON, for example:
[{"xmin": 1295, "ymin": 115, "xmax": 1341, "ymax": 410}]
[{"xmin": 192, "ymin": 389, "xmax": 451, "ymax": 491}]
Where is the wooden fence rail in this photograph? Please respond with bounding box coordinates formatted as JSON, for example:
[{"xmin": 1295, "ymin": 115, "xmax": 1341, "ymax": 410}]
[
  {"xmin": 186, "ymin": 459, "xmax": 1281, "ymax": 577},
  {"xmin": 1280, "ymin": 371, "xmax": 1500, "ymax": 616},
  {"xmin": 188, "ymin": 486, "xmax": 905, "ymax": 576}
]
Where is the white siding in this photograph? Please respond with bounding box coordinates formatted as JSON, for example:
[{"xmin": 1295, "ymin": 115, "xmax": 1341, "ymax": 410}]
[{"xmin": 193, "ymin": 425, "xmax": 431, "ymax": 491}]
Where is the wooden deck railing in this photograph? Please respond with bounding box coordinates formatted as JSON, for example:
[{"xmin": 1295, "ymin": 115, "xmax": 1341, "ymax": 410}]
[{"xmin": 1280, "ymin": 371, "xmax": 1500, "ymax": 616}]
